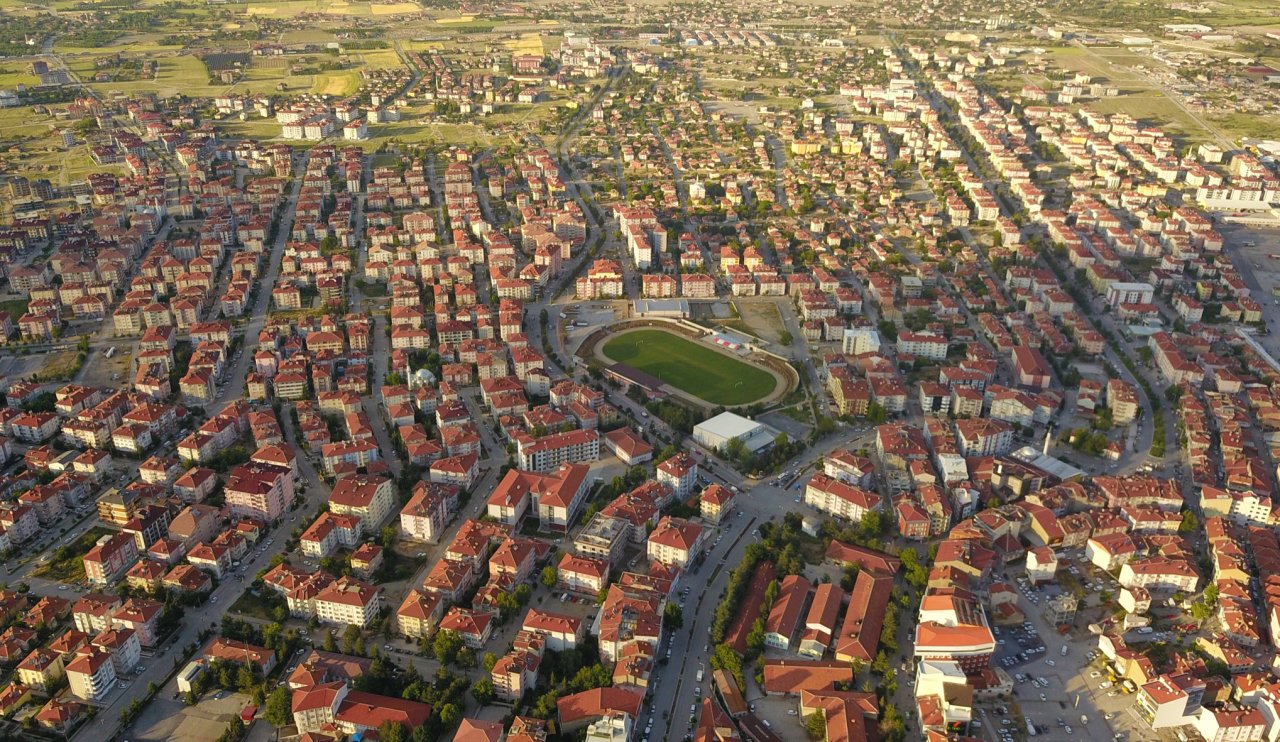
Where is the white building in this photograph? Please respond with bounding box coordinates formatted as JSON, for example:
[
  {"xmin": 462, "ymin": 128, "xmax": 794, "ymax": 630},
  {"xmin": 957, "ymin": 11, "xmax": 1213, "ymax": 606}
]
[
  {"xmin": 1192, "ymin": 706, "xmax": 1265, "ymax": 742},
  {"xmin": 1105, "ymin": 282, "xmax": 1155, "ymax": 309},
  {"xmin": 66, "ymin": 648, "xmax": 117, "ymax": 701},
  {"xmin": 692, "ymin": 412, "xmax": 779, "ymax": 455},
  {"xmin": 841, "ymin": 326, "xmax": 881, "ymax": 355},
  {"xmin": 1025, "ymin": 547, "xmax": 1057, "ymax": 584}
]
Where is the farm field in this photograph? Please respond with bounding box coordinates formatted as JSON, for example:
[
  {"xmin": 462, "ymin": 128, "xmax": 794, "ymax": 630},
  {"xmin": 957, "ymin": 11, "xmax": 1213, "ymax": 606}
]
[{"xmin": 601, "ymin": 329, "xmax": 777, "ymax": 406}]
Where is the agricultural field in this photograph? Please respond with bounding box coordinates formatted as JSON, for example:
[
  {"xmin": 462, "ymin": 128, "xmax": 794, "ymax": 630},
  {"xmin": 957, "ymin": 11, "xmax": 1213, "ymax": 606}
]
[
  {"xmin": 243, "ymin": 0, "xmax": 422, "ymax": 18},
  {"xmin": 601, "ymin": 329, "xmax": 778, "ymax": 406}
]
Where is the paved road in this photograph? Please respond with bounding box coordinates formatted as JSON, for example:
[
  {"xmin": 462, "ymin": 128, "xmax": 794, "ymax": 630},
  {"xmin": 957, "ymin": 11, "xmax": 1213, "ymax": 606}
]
[{"xmin": 211, "ymin": 154, "xmax": 307, "ymax": 408}]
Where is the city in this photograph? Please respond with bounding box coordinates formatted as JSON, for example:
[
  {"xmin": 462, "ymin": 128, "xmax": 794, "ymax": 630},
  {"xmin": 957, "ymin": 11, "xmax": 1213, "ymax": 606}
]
[{"xmin": 0, "ymin": 0, "xmax": 1278, "ymax": 741}]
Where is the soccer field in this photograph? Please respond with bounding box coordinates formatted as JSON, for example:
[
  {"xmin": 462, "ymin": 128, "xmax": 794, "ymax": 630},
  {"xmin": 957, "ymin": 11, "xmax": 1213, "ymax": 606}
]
[{"xmin": 601, "ymin": 330, "xmax": 777, "ymax": 406}]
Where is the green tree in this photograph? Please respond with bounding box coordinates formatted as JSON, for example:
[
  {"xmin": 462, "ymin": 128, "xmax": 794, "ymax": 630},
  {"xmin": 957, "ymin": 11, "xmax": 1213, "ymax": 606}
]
[
  {"xmin": 433, "ymin": 630, "xmax": 463, "ymax": 666},
  {"xmin": 709, "ymin": 643, "xmax": 744, "ymax": 688},
  {"xmin": 236, "ymin": 664, "xmax": 257, "ymax": 693},
  {"xmin": 880, "ymin": 703, "xmax": 906, "ymax": 742},
  {"xmin": 378, "ymin": 721, "xmax": 407, "ymax": 742},
  {"xmin": 438, "ymin": 703, "xmax": 462, "ymax": 728},
  {"xmin": 1190, "ymin": 600, "xmax": 1213, "ymax": 622},
  {"xmin": 540, "ymin": 566, "xmax": 558, "ymax": 588},
  {"xmin": 663, "ymin": 602, "xmax": 683, "ymax": 630},
  {"xmin": 341, "ymin": 625, "xmax": 361, "ymax": 655},
  {"xmin": 877, "ymin": 320, "xmax": 898, "ymax": 343},
  {"xmin": 471, "ymin": 678, "xmax": 496, "ymax": 705},
  {"xmin": 1178, "ymin": 510, "xmax": 1200, "ymax": 534},
  {"xmin": 483, "ymin": 652, "xmax": 499, "ymax": 672},
  {"xmin": 858, "ymin": 510, "xmax": 886, "ymax": 538},
  {"xmin": 745, "ymin": 617, "xmax": 766, "ymax": 660},
  {"xmin": 804, "ymin": 711, "xmax": 827, "ymax": 740}
]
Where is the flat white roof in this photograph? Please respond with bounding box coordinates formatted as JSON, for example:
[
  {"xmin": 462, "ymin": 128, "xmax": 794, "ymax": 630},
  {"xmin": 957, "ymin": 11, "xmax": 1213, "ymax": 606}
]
[{"xmin": 695, "ymin": 411, "xmax": 763, "ymax": 440}]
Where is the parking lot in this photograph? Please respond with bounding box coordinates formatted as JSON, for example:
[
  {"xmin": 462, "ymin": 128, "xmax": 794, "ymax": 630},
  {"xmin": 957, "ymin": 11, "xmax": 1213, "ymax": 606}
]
[
  {"xmin": 560, "ymin": 301, "xmax": 624, "ymax": 356},
  {"xmin": 1220, "ymin": 227, "xmax": 1280, "ymax": 360},
  {"xmin": 973, "ymin": 555, "xmax": 1146, "ymax": 742}
]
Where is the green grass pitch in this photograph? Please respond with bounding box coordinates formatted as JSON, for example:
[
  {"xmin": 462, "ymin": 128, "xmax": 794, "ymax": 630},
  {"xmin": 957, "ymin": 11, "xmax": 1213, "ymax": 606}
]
[{"xmin": 602, "ymin": 329, "xmax": 777, "ymax": 406}]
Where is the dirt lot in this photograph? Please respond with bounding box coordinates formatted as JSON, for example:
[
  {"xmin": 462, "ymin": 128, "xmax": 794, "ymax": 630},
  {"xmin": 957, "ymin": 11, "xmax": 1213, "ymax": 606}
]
[
  {"xmin": 79, "ymin": 348, "xmax": 133, "ymax": 388},
  {"xmin": 0, "ymin": 354, "xmax": 45, "ymax": 384},
  {"xmin": 733, "ymin": 301, "xmax": 788, "ymax": 344},
  {"xmin": 131, "ymin": 690, "xmax": 253, "ymax": 742}
]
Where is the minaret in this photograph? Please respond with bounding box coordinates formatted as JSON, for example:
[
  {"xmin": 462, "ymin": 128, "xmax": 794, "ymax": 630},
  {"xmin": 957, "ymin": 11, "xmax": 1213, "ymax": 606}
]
[{"xmin": 1042, "ymin": 423, "xmax": 1053, "ymax": 456}]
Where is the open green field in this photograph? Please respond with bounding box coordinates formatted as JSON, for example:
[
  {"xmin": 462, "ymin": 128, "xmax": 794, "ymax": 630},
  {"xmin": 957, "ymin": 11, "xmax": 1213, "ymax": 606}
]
[
  {"xmin": 602, "ymin": 329, "xmax": 777, "ymax": 406},
  {"xmin": 0, "ymin": 64, "xmax": 38, "ymax": 88},
  {"xmin": 1209, "ymin": 112, "xmax": 1280, "ymax": 142}
]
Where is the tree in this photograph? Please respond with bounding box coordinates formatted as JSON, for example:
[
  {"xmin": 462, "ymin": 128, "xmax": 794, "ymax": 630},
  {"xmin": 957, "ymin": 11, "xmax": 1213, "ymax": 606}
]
[
  {"xmin": 709, "ymin": 643, "xmax": 744, "ymax": 688},
  {"xmin": 804, "ymin": 711, "xmax": 827, "ymax": 740},
  {"xmin": 858, "ymin": 510, "xmax": 886, "ymax": 539},
  {"xmin": 880, "ymin": 703, "xmax": 906, "ymax": 742},
  {"xmin": 483, "ymin": 652, "xmax": 499, "ymax": 672},
  {"xmin": 471, "ymin": 678, "xmax": 496, "ymax": 705},
  {"xmin": 1178, "ymin": 510, "xmax": 1200, "ymax": 534},
  {"xmin": 378, "ymin": 722, "xmax": 407, "ymax": 742},
  {"xmin": 341, "ymin": 624, "xmax": 361, "ymax": 655},
  {"xmin": 1190, "ymin": 600, "xmax": 1213, "ymax": 622},
  {"xmin": 236, "ymin": 664, "xmax": 257, "ymax": 693},
  {"xmin": 877, "ymin": 320, "xmax": 898, "ymax": 343},
  {"xmin": 540, "ymin": 566, "xmax": 558, "ymax": 588},
  {"xmin": 724, "ymin": 436, "xmax": 748, "ymax": 465},
  {"xmin": 663, "ymin": 602, "xmax": 683, "ymax": 630},
  {"xmin": 745, "ymin": 617, "xmax": 766, "ymax": 660},
  {"xmin": 433, "ymin": 630, "xmax": 463, "ymax": 666},
  {"xmin": 779, "ymin": 330, "xmax": 794, "ymax": 345},
  {"xmin": 380, "ymin": 526, "xmax": 397, "ymax": 549},
  {"xmin": 438, "ymin": 703, "xmax": 462, "ymax": 729},
  {"xmin": 865, "ymin": 401, "xmax": 887, "ymax": 424}
]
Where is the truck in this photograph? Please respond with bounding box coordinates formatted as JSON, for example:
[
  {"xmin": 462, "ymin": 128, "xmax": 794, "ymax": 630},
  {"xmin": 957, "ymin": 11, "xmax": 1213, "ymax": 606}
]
[
  {"xmin": 1026, "ymin": 719, "xmax": 1037, "ymax": 736},
  {"xmin": 696, "ymin": 669, "xmax": 704, "ymax": 683}
]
